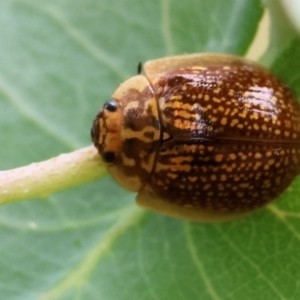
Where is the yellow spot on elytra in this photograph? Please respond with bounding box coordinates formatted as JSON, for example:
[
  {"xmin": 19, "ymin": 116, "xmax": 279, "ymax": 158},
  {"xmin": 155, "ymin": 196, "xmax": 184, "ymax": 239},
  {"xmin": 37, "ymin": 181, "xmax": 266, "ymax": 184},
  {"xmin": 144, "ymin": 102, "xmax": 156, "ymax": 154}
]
[
  {"xmin": 275, "ymin": 129, "xmax": 281, "ymax": 135},
  {"xmin": 253, "ymin": 124, "xmax": 259, "ymax": 130},
  {"xmin": 255, "ymin": 153, "xmax": 262, "ymax": 159},
  {"xmin": 229, "ymin": 153, "xmax": 236, "ymax": 160},
  {"xmin": 221, "ymin": 117, "xmax": 227, "ymax": 125},
  {"xmin": 263, "ymin": 180, "xmax": 271, "ymax": 188},
  {"xmin": 226, "ymin": 166, "xmax": 234, "ymax": 172},
  {"xmin": 213, "ymin": 88, "xmax": 221, "ymax": 94},
  {"xmin": 230, "ymin": 119, "xmax": 239, "ymax": 127},
  {"xmin": 213, "ymin": 97, "xmax": 221, "ymax": 103},
  {"xmin": 171, "ymin": 95, "xmax": 183, "ymax": 101},
  {"xmin": 203, "ymin": 184, "xmax": 211, "ymax": 190},
  {"xmin": 280, "ymin": 150, "xmax": 286, "ymax": 155},
  {"xmin": 204, "ymin": 94, "xmax": 210, "ymax": 101},
  {"xmin": 239, "ymin": 111, "xmax": 247, "ymax": 118},
  {"xmin": 200, "ymin": 176, "xmax": 207, "ymax": 182},
  {"xmin": 254, "ymin": 171, "xmax": 262, "ymax": 178},
  {"xmin": 240, "ymin": 162, "xmax": 246, "ymax": 168},
  {"xmin": 174, "ymin": 119, "xmax": 183, "ymax": 129},
  {"xmin": 210, "ymin": 175, "xmax": 217, "ymax": 181},
  {"xmin": 243, "ymin": 91, "xmax": 249, "ymax": 97},
  {"xmin": 233, "ymin": 176, "xmax": 240, "ymax": 182},
  {"xmin": 228, "ymin": 89, "xmax": 235, "ymax": 96},
  {"xmin": 176, "ymin": 109, "xmax": 192, "ymax": 119},
  {"xmin": 188, "ymin": 176, "xmax": 197, "ymax": 182},
  {"xmin": 270, "ymin": 96, "xmax": 277, "ymax": 103},
  {"xmin": 239, "ymin": 183, "xmax": 249, "ymax": 188},
  {"xmin": 220, "ymin": 174, "xmax": 227, "ymax": 181},
  {"xmin": 215, "ymin": 154, "xmax": 223, "ymax": 162},
  {"xmin": 268, "ymin": 159, "xmax": 275, "ymax": 165},
  {"xmin": 261, "ymin": 124, "xmax": 267, "ymax": 131},
  {"xmin": 254, "ymin": 162, "xmax": 262, "ymax": 170},
  {"xmin": 285, "ymin": 120, "xmax": 291, "ymax": 128},
  {"xmin": 167, "ymin": 173, "xmax": 177, "ymax": 179},
  {"xmin": 266, "ymin": 151, "xmax": 272, "ymax": 157},
  {"xmin": 275, "ymin": 177, "xmax": 281, "ymax": 184},
  {"xmin": 230, "ymin": 108, "xmax": 238, "ymax": 116},
  {"xmin": 224, "ymin": 108, "xmax": 231, "ymax": 115},
  {"xmin": 218, "ymin": 184, "xmax": 225, "ymax": 191}
]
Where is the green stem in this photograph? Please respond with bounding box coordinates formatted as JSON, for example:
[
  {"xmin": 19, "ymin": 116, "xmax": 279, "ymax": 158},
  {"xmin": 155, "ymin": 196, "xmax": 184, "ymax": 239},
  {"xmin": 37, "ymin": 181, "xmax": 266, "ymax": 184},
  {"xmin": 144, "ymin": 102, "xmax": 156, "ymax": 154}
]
[{"xmin": 0, "ymin": 146, "xmax": 107, "ymax": 204}]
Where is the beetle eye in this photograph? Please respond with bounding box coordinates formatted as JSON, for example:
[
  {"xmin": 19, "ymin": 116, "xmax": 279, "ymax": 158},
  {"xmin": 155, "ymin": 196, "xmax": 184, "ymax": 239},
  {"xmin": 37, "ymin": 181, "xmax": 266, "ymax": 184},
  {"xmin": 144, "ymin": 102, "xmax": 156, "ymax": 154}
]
[
  {"xmin": 102, "ymin": 151, "xmax": 116, "ymax": 163},
  {"xmin": 103, "ymin": 100, "xmax": 118, "ymax": 112}
]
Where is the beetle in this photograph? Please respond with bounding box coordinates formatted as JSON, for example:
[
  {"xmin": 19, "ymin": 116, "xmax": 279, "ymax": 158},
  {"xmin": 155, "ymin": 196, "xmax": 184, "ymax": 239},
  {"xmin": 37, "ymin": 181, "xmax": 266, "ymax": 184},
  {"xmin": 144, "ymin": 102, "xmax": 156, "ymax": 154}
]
[{"xmin": 91, "ymin": 53, "xmax": 300, "ymax": 222}]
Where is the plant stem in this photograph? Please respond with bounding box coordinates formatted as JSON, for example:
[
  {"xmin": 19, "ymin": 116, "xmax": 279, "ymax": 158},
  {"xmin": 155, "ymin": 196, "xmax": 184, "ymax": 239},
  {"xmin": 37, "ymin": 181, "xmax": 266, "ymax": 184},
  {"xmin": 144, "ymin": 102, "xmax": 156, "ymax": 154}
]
[{"xmin": 0, "ymin": 145, "xmax": 106, "ymax": 205}]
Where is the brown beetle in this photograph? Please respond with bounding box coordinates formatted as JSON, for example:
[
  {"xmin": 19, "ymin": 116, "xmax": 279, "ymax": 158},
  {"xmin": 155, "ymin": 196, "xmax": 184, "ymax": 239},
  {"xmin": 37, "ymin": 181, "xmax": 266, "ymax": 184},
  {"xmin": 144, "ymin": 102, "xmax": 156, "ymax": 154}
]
[{"xmin": 91, "ymin": 53, "xmax": 300, "ymax": 222}]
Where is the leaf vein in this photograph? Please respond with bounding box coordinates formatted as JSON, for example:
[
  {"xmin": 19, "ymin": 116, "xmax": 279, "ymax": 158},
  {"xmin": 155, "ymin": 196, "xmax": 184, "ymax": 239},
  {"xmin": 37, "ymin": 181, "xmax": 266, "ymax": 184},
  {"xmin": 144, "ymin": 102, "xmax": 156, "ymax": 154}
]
[
  {"xmin": 39, "ymin": 205, "xmax": 144, "ymax": 300},
  {"xmin": 161, "ymin": 0, "xmax": 174, "ymax": 55},
  {"xmin": 185, "ymin": 223, "xmax": 222, "ymax": 300},
  {"xmin": 216, "ymin": 224, "xmax": 287, "ymax": 299},
  {"xmin": 0, "ymin": 74, "xmax": 80, "ymax": 149}
]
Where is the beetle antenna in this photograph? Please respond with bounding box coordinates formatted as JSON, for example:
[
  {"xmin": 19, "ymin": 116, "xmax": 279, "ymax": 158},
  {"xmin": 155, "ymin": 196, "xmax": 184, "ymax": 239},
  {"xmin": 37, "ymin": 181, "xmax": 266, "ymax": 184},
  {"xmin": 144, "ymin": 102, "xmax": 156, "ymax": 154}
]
[{"xmin": 137, "ymin": 62, "xmax": 142, "ymax": 74}]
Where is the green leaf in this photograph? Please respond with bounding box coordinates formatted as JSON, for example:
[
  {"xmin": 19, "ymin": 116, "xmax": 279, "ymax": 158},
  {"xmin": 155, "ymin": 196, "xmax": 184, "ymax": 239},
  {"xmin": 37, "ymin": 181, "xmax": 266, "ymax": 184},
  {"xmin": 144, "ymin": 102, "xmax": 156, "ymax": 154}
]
[
  {"xmin": 3, "ymin": 1, "xmax": 300, "ymax": 300},
  {"xmin": 271, "ymin": 37, "xmax": 300, "ymax": 96},
  {"xmin": 260, "ymin": 0, "xmax": 299, "ymax": 66}
]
